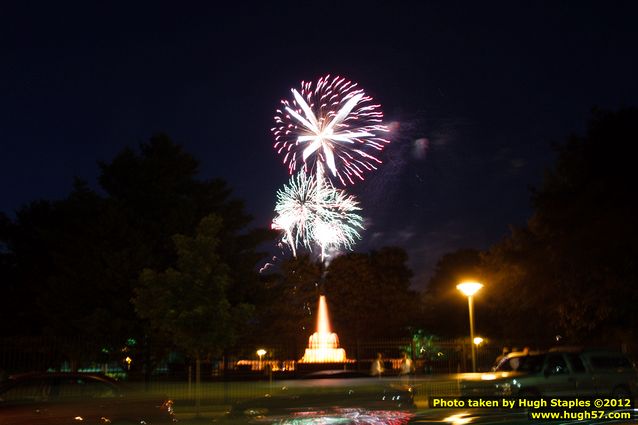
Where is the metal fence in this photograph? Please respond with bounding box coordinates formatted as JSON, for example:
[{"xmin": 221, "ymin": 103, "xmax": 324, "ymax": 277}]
[
  {"xmin": 2, "ymin": 335, "xmax": 635, "ymax": 406},
  {"xmin": 0, "ymin": 335, "xmax": 538, "ymax": 377}
]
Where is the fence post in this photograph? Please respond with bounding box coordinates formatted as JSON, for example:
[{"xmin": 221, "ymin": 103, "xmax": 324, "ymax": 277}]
[{"xmin": 187, "ymin": 365, "xmax": 192, "ymax": 399}]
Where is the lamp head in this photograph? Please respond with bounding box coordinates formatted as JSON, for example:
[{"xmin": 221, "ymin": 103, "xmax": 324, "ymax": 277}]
[{"xmin": 457, "ymin": 281, "xmax": 483, "ymax": 297}]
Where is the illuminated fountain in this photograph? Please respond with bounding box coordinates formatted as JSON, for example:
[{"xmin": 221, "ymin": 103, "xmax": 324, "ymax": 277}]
[{"xmin": 300, "ymin": 295, "xmax": 347, "ymax": 363}]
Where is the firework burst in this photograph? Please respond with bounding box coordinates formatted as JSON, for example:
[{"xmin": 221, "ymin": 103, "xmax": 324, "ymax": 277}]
[
  {"xmin": 272, "ymin": 75, "xmax": 390, "ymax": 185},
  {"xmin": 271, "ymin": 169, "xmax": 363, "ymax": 259}
]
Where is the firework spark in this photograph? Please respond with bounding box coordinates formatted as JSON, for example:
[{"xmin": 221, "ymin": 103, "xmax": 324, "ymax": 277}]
[
  {"xmin": 272, "ymin": 75, "xmax": 390, "ymax": 185},
  {"xmin": 271, "ymin": 170, "xmax": 363, "ymax": 259}
]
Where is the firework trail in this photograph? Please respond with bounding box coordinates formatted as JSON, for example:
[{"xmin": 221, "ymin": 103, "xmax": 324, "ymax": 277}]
[
  {"xmin": 272, "ymin": 75, "xmax": 390, "ymax": 186},
  {"xmin": 271, "ymin": 170, "xmax": 363, "ymax": 260}
]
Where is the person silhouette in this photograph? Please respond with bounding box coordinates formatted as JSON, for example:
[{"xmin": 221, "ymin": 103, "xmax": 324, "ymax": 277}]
[
  {"xmin": 399, "ymin": 352, "xmax": 414, "ymax": 375},
  {"xmin": 399, "ymin": 352, "xmax": 414, "ymax": 384},
  {"xmin": 370, "ymin": 352, "xmax": 384, "ymax": 377}
]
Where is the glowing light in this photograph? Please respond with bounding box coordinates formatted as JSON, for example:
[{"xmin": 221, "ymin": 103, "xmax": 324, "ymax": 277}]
[
  {"xmin": 456, "ymin": 282, "xmax": 483, "ymax": 297},
  {"xmin": 272, "ymin": 169, "xmax": 363, "ymax": 258},
  {"xmin": 442, "ymin": 413, "xmax": 473, "ymax": 425},
  {"xmin": 272, "ymin": 75, "xmax": 390, "ymax": 185},
  {"xmin": 473, "ymin": 337, "xmax": 483, "ymax": 346},
  {"xmin": 301, "ymin": 295, "xmax": 347, "ymax": 363},
  {"xmin": 256, "ymin": 349, "xmax": 267, "ymax": 370}
]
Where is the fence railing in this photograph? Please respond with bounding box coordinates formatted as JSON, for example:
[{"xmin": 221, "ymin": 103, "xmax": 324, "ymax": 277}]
[{"xmin": 0, "ymin": 335, "xmax": 568, "ymax": 376}]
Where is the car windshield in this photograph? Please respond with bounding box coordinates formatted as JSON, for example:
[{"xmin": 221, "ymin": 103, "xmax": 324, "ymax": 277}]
[{"xmin": 495, "ymin": 354, "xmax": 545, "ymax": 373}]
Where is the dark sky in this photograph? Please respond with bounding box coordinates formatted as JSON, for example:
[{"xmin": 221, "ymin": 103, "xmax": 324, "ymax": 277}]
[{"xmin": 2, "ymin": 1, "xmax": 637, "ymax": 289}]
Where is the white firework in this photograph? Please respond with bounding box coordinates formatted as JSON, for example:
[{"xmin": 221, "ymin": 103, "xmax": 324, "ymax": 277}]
[{"xmin": 272, "ymin": 169, "xmax": 363, "ymax": 259}]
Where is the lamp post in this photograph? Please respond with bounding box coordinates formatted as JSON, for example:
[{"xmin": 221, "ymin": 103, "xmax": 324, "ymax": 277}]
[
  {"xmin": 457, "ymin": 281, "xmax": 483, "ymax": 372},
  {"xmin": 473, "ymin": 337, "xmax": 484, "ymax": 371}
]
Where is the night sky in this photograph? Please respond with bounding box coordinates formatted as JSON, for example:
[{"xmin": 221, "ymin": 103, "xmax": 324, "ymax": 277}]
[{"xmin": 2, "ymin": 1, "xmax": 637, "ymax": 289}]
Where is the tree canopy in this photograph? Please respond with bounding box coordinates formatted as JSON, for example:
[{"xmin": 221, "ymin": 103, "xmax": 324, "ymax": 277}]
[
  {"xmin": 419, "ymin": 109, "xmax": 638, "ymax": 345},
  {"xmin": 0, "ymin": 135, "xmax": 272, "ymax": 361},
  {"xmin": 482, "ymin": 108, "xmax": 638, "ymax": 343},
  {"xmin": 255, "ymin": 247, "xmax": 418, "ymax": 359},
  {"xmin": 133, "ymin": 215, "xmax": 252, "ymax": 359},
  {"xmin": 324, "ymin": 247, "xmax": 417, "ymax": 341},
  {"xmin": 420, "ymin": 249, "xmax": 485, "ymax": 338}
]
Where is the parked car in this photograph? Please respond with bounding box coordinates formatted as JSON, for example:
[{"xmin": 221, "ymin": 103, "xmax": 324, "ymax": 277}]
[
  {"xmin": 0, "ymin": 372, "xmax": 176, "ymax": 425},
  {"xmin": 461, "ymin": 348, "xmax": 638, "ymax": 398}
]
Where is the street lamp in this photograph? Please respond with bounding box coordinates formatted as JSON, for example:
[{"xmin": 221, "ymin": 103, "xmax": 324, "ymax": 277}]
[
  {"xmin": 457, "ymin": 281, "xmax": 483, "ymax": 372},
  {"xmin": 256, "ymin": 349, "xmax": 267, "ymax": 370},
  {"xmin": 473, "ymin": 337, "xmax": 484, "ymax": 371}
]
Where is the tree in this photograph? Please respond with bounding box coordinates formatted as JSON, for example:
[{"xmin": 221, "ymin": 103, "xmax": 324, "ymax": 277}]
[
  {"xmin": 421, "ymin": 249, "xmax": 486, "ymax": 338},
  {"xmin": 133, "ymin": 215, "xmax": 249, "ymax": 358},
  {"xmin": 256, "ymin": 254, "xmax": 322, "ymax": 359},
  {"xmin": 255, "ymin": 247, "xmax": 417, "ymax": 358},
  {"xmin": 97, "ymin": 134, "xmax": 273, "ymax": 347},
  {"xmin": 480, "ymin": 227, "xmax": 559, "ymax": 342},
  {"xmin": 0, "ymin": 135, "xmax": 271, "ymax": 372},
  {"xmin": 133, "ymin": 215, "xmax": 252, "ymax": 409},
  {"xmin": 98, "ymin": 134, "xmax": 258, "ymax": 273},
  {"xmin": 483, "ymin": 108, "xmax": 638, "ymax": 343},
  {"xmin": 324, "ymin": 247, "xmax": 418, "ymax": 342}
]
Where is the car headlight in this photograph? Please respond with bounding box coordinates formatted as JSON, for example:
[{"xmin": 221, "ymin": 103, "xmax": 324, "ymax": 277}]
[
  {"xmin": 495, "ymin": 382, "xmax": 512, "ymax": 396},
  {"xmin": 244, "ymin": 408, "xmax": 268, "ymax": 416}
]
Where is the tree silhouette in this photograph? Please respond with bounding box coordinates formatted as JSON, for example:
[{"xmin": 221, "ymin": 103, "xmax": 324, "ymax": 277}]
[
  {"xmin": 483, "ymin": 108, "xmax": 638, "ymax": 343},
  {"xmin": 325, "ymin": 247, "xmax": 417, "ymax": 341},
  {"xmin": 0, "ymin": 135, "xmax": 271, "ymax": 372}
]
